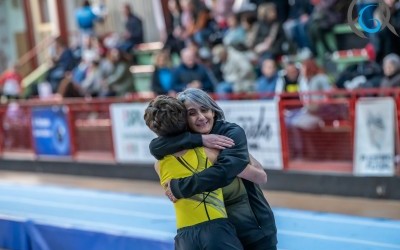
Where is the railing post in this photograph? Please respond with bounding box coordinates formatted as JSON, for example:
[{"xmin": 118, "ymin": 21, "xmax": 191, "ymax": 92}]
[
  {"xmin": 67, "ymin": 104, "xmax": 77, "ymax": 159},
  {"xmin": 278, "ymin": 98, "xmax": 290, "ymax": 170}
]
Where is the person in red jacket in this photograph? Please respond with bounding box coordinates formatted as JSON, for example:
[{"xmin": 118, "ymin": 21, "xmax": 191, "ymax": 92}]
[{"xmin": 0, "ymin": 64, "xmax": 23, "ymax": 100}]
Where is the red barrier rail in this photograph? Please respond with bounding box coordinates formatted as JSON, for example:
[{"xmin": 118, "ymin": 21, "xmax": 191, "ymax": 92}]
[{"xmin": 0, "ymin": 88, "xmax": 399, "ymax": 175}]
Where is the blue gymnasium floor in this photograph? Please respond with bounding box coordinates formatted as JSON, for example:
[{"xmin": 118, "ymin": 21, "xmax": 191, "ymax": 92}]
[{"xmin": 0, "ymin": 183, "xmax": 399, "ymax": 250}]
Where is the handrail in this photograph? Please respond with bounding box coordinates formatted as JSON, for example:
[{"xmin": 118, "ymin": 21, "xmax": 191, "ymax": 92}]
[
  {"xmin": 0, "ymin": 88, "xmax": 398, "ymax": 109},
  {"xmin": 16, "ymin": 35, "xmax": 55, "ymax": 68}
]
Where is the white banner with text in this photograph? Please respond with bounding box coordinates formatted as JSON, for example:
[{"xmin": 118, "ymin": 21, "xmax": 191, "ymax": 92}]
[
  {"xmin": 354, "ymin": 97, "xmax": 396, "ymax": 176},
  {"xmin": 111, "ymin": 100, "xmax": 283, "ymax": 169},
  {"xmin": 218, "ymin": 100, "xmax": 283, "ymax": 170},
  {"xmin": 110, "ymin": 103, "xmax": 156, "ymax": 164}
]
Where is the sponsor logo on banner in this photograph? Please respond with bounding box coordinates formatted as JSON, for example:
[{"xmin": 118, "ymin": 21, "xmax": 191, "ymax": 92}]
[
  {"xmin": 110, "ymin": 103, "xmax": 156, "ymax": 163},
  {"xmin": 218, "ymin": 100, "xmax": 283, "ymax": 169},
  {"xmin": 31, "ymin": 106, "xmax": 71, "ymax": 157},
  {"xmin": 354, "ymin": 98, "xmax": 396, "ymax": 176}
]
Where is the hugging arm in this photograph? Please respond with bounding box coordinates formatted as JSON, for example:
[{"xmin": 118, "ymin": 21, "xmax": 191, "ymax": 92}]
[
  {"xmin": 238, "ymin": 154, "xmax": 267, "ymax": 185},
  {"xmin": 169, "ymin": 125, "xmax": 250, "ymax": 199},
  {"xmin": 150, "ymin": 132, "xmax": 234, "ymax": 160},
  {"xmin": 149, "ymin": 132, "xmax": 203, "ymax": 160}
]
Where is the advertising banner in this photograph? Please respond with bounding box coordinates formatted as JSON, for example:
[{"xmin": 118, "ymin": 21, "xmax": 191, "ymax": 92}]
[
  {"xmin": 31, "ymin": 106, "xmax": 71, "ymax": 157},
  {"xmin": 218, "ymin": 100, "xmax": 283, "ymax": 169},
  {"xmin": 110, "ymin": 103, "xmax": 156, "ymax": 163},
  {"xmin": 354, "ymin": 97, "xmax": 396, "ymax": 176},
  {"xmin": 110, "ymin": 100, "xmax": 283, "ymax": 169}
]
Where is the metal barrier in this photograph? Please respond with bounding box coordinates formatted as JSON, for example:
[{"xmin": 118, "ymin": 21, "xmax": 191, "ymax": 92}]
[{"xmin": 0, "ymin": 89, "xmax": 399, "ymax": 174}]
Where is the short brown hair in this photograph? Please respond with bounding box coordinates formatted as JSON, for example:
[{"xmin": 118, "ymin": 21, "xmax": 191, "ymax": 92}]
[{"xmin": 144, "ymin": 95, "xmax": 187, "ymax": 136}]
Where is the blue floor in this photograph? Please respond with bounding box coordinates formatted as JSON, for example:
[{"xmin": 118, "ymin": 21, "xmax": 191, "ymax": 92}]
[{"xmin": 0, "ymin": 183, "xmax": 399, "ymax": 250}]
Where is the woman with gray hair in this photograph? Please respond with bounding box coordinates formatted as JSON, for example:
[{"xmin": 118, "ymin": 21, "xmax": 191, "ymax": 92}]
[
  {"xmin": 149, "ymin": 88, "xmax": 277, "ymax": 250},
  {"xmin": 381, "ymin": 53, "xmax": 400, "ymax": 88}
]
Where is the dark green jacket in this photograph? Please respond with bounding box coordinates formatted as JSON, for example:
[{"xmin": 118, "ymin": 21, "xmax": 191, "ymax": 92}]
[{"xmin": 149, "ymin": 120, "xmax": 277, "ymax": 247}]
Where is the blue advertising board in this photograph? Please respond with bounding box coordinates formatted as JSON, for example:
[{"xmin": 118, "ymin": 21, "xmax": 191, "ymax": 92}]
[{"xmin": 31, "ymin": 106, "xmax": 71, "ymax": 156}]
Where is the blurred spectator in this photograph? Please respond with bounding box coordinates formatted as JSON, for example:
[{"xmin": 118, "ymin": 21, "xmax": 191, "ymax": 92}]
[
  {"xmin": 205, "ymin": 0, "xmax": 235, "ymax": 28},
  {"xmin": 286, "ymin": 58, "xmax": 332, "ymax": 157},
  {"xmin": 163, "ymin": 0, "xmax": 185, "ymax": 55},
  {"xmin": 253, "ymin": 3, "xmax": 288, "ymax": 59},
  {"xmin": 308, "ymin": 0, "xmax": 349, "ymax": 56},
  {"xmin": 336, "ymin": 60, "xmax": 382, "ymax": 90},
  {"xmin": 283, "ymin": 0, "xmax": 313, "ymax": 51},
  {"xmin": 102, "ymin": 48, "xmax": 135, "ymax": 96},
  {"xmin": 250, "ymin": 0, "xmax": 290, "ymax": 22},
  {"xmin": 75, "ymin": 1, "xmax": 99, "ymax": 45},
  {"xmin": 56, "ymin": 73, "xmax": 83, "ymax": 98},
  {"xmin": 72, "ymin": 36, "xmax": 104, "ymax": 85},
  {"xmin": 151, "ymin": 51, "xmax": 174, "ymax": 95},
  {"xmin": 192, "ymin": 5, "xmax": 219, "ymax": 47},
  {"xmin": 241, "ymin": 13, "xmax": 259, "ymax": 50},
  {"xmin": 179, "ymin": 0, "xmax": 196, "ymax": 40},
  {"xmin": 223, "ymin": 13, "xmax": 246, "ymax": 46},
  {"xmin": 0, "ymin": 64, "xmax": 22, "ymax": 100},
  {"xmin": 299, "ymin": 58, "xmax": 332, "ymax": 101},
  {"xmin": 255, "ymin": 58, "xmax": 283, "ymax": 99},
  {"xmin": 80, "ymin": 59, "xmax": 103, "ymax": 97},
  {"xmin": 381, "ymin": 53, "xmax": 400, "ymax": 88},
  {"xmin": 373, "ymin": 0, "xmax": 400, "ymax": 62},
  {"xmin": 198, "ymin": 47, "xmax": 223, "ymax": 84},
  {"xmin": 171, "ymin": 48, "xmax": 214, "ymax": 92},
  {"xmin": 118, "ymin": 4, "xmax": 144, "ymax": 53},
  {"xmin": 46, "ymin": 38, "xmax": 76, "ymax": 92},
  {"xmin": 213, "ymin": 45, "xmax": 255, "ymax": 94},
  {"xmin": 281, "ymin": 61, "xmax": 301, "ymax": 95}
]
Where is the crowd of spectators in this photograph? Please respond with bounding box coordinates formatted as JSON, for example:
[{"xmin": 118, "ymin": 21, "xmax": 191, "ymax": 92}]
[{"xmin": 1, "ymin": 0, "xmax": 400, "ymax": 102}]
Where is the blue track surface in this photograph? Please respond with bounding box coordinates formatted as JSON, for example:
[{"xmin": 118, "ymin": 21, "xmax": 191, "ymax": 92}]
[{"xmin": 0, "ymin": 183, "xmax": 399, "ymax": 250}]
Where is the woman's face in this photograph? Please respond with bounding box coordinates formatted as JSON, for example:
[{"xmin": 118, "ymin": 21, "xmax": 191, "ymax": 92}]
[
  {"xmin": 185, "ymin": 101, "xmax": 215, "ymax": 134},
  {"xmin": 383, "ymin": 60, "xmax": 396, "ymax": 76}
]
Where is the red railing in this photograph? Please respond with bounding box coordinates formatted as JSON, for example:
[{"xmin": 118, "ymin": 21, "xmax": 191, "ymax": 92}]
[{"xmin": 0, "ymin": 89, "xmax": 399, "ymax": 174}]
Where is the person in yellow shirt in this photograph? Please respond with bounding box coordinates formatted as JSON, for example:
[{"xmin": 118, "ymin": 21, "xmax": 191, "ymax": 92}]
[{"xmin": 144, "ymin": 95, "xmax": 267, "ymax": 249}]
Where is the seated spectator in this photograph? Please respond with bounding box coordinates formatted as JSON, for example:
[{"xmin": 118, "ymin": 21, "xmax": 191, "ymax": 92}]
[
  {"xmin": 102, "ymin": 48, "xmax": 135, "ymax": 97},
  {"xmin": 307, "ymin": 0, "xmax": 348, "ymax": 56},
  {"xmin": 241, "ymin": 13, "xmax": 259, "ymax": 50},
  {"xmin": 298, "ymin": 59, "xmax": 332, "ymax": 104},
  {"xmin": 283, "ymin": 0, "xmax": 313, "ymax": 52},
  {"xmin": 56, "ymin": 73, "xmax": 83, "ymax": 98},
  {"xmin": 286, "ymin": 58, "xmax": 332, "ymax": 157},
  {"xmin": 336, "ymin": 60, "xmax": 382, "ymax": 90},
  {"xmin": 163, "ymin": 0, "xmax": 185, "ymax": 55},
  {"xmin": 151, "ymin": 51, "xmax": 174, "ymax": 95},
  {"xmin": 281, "ymin": 61, "xmax": 301, "ymax": 96},
  {"xmin": 0, "ymin": 64, "xmax": 22, "ymax": 100},
  {"xmin": 192, "ymin": 6, "xmax": 219, "ymax": 47},
  {"xmin": 118, "ymin": 4, "xmax": 143, "ymax": 53},
  {"xmin": 80, "ymin": 59, "xmax": 104, "ymax": 97},
  {"xmin": 210, "ymin": 0, "xmax": 235, "ymax": 28},
  {"xmin": 198, "ymin": 47, "xmax": 223, "ymax": 84},
  {"xmin": 171, "ymin": 47, "xmax": 214, "ymax": 92},
  {"xmin": 373, "ymin": 0, "xmax": 400, "ymax": 63},
  {"xmin": 253, "ymin": 3, "xmax": 288, "ymax": 59},
  {"xmin": 381, "ymin": 53, "xmax": 400, "ymax": 88},
  {"xmin": 255, "ymin": 58, "xmax": 283, "ymax": 99},
  {"xmin": 46, "ymin": 37, "xmax": 76, "ymax": 92},
  {"xmin": 212, "ymin": 45, "xmax": 255, "ymax": 95},
  {"xmin": 223, "ymin": 13, "xmax": 246, "ymax": 46}
]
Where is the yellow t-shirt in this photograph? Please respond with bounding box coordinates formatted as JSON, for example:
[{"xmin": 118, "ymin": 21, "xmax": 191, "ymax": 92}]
[{"xmin": 158, "ymin": 147, "xmax": 227, "ymax": 229}]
